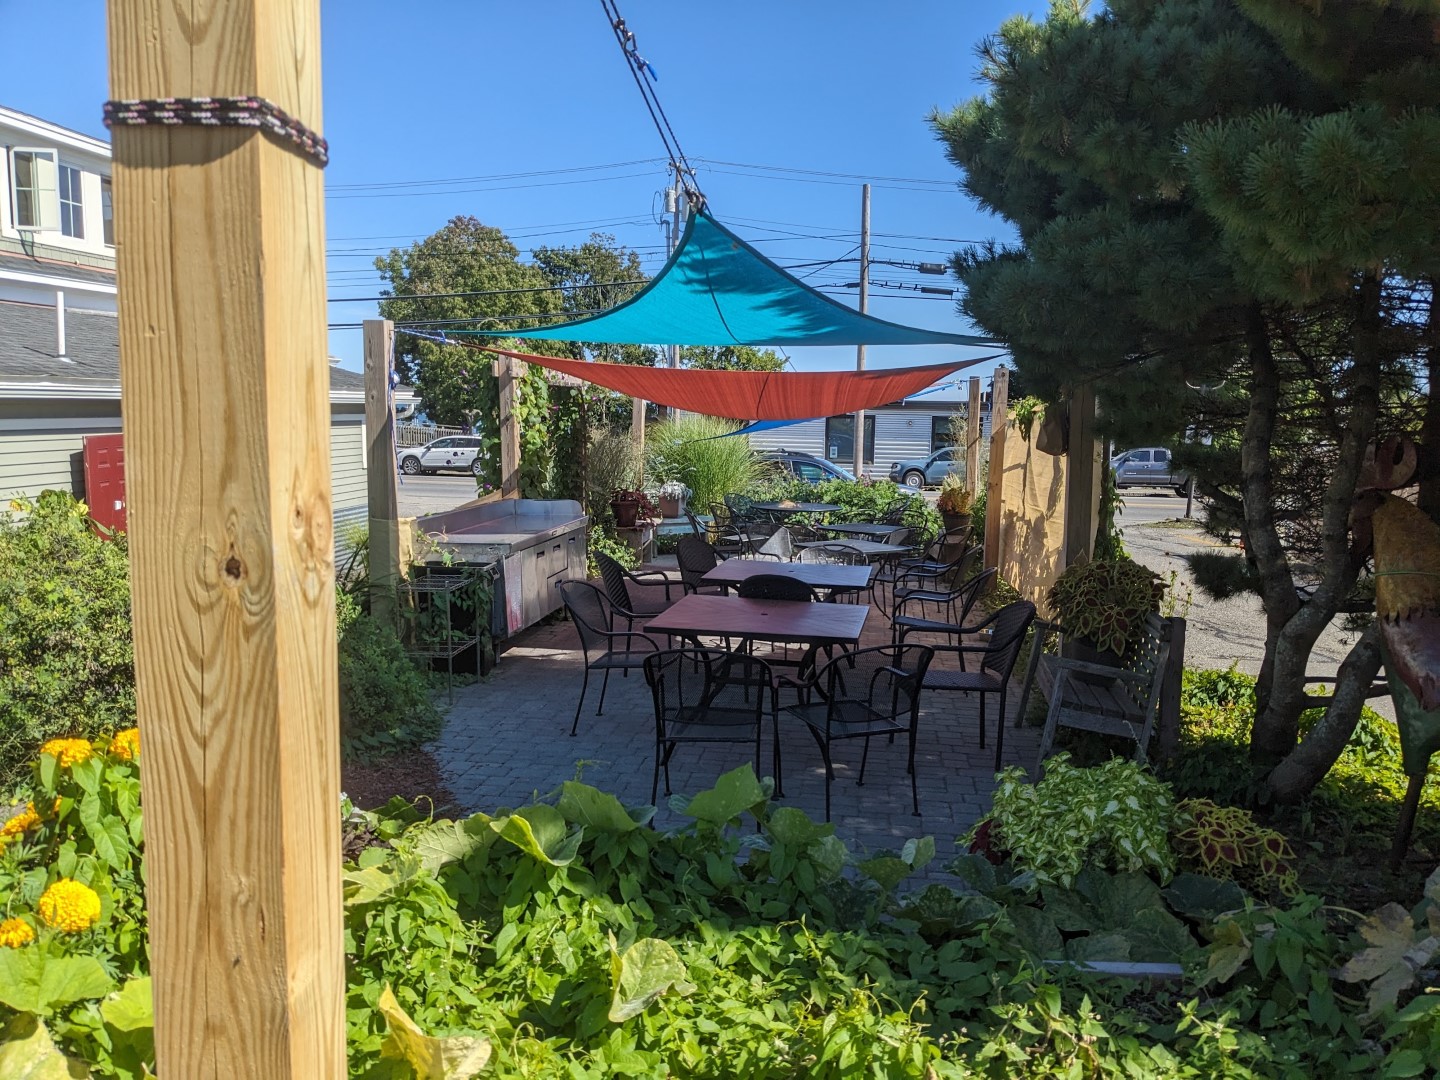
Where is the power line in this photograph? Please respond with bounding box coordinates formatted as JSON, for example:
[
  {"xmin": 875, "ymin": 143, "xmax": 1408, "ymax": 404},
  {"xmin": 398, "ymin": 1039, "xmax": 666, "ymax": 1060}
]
[
  {"xmin": 328, "ymin": 280, "xmax": 649, "ymax": 304},
  {"xmin": 325, "ymin": 170, "xmax": 665, "ymax": 200},
  {"xmin": 691, "ymin": 157, "xmax": 956, "ymax": 187},
  {"xmin": 326, "ymin": 159, "xmax": 667, "ymax": 191}
]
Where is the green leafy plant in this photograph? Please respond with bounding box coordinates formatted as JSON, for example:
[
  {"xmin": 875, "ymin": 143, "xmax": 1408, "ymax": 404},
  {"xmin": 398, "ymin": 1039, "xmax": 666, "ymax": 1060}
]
[
  {"xmin": 972, "ymin": 753, "xmax": 1179, "ymax": 886},
  {"xmin": 936, "ymin": 473, "xmax": 972, "ymax": 515},
  {"xmin": 645, "ymin": 415, "xmax": 763, "ymax": 510},
  {"xmin": 1172, "ymin": 799, "xmax": 1299, "ymax": 898},
  {"xmin": 1047, "ymin": 555, "xmax": 1165, "ymax": 655},
  {"xmin": 339, "ymin": 604, "xmax": 441, "ymax": 761},
  {"xmin": 1338, "ymin": 865, "xmax": 1440, "ymax": 1018},
  {"xmin": 0, "ymin": 493, "xmax": 135, "ymax": 789},
  {"xmin": 587, "ymin": 526, "xmax": 638, "ymax": 578}
]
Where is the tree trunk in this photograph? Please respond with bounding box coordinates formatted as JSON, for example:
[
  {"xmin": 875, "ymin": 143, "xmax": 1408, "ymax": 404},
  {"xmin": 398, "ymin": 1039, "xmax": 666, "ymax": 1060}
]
[
  {"xmin": 1264, "ymin": 624, "xmax": 1383, "ymax": 801},
  {"xmin": 1253, "ymin": 274, "xmax": 1386, "ymax": 798},
  {"xmin": 1417, "ymin": 280, "xmax": 1440, "ymax": 522}
]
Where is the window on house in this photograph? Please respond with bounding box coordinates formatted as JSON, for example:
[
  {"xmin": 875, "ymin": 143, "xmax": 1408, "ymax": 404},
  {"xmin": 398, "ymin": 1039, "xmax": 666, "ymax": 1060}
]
[
  {"xmin": 58, "ymin": 165, "xmax": 84, "ymax": 239},
  {"xmin": 101, "ymin": 177, "xmax": 114, "ymax": 245},
  {"xmin": 931, "ymin": 415, "xmax": 958, "ymax": 452},
  {"xmin": 824, "ymin": 415, "xmax": 876, "ymax": 465},
  {"xmin": 10, "ymin": 148, "xmax": 59, "ymax": 231}
]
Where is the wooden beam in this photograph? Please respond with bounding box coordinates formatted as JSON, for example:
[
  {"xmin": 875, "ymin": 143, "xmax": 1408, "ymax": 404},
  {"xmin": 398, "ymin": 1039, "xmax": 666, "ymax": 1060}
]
[
  {"xmin": 965, "ymin": 376, "xmax": 982, "ymax": 497},
  {"xmin": 1064, "ymin": 383, "xmax": 1099, "ymax": 566},
  {"xmin": 492, "ymin": 357, "xmax": 522, "ymax": 498},
  {"xmin": 365, "ymin": 320, "xmax": 400, "ymax": 622},
  {"xmin": 984, "ymin": 366, "xmax": 1009, "ymax": 568},
  {"xmin": 108, "ymin": 2, "xmax": 344, "ymax": 1076}
]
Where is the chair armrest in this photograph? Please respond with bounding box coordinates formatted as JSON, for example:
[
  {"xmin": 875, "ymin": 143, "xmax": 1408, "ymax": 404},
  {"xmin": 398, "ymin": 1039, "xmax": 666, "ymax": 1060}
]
[
  {"xmin": 623, "ymin": 567, "xmax": 676, "ymax": 599},
  {"xmin": 1045, "ymin": 656, "xmax": 1148, "ymax": 684}
]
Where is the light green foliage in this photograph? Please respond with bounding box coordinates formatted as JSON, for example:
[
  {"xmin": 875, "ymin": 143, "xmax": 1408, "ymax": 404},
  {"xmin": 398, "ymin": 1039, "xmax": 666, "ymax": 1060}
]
[
  {"xmin": 979, "ymin": 754, "xmax": 1179, "ymax": 886},
  {"xmin": 644, "ymin": 416, "xmax": 763, "ymax": 511},
  {"xmin": 0, "ymin": 494, "xmax": 135, "ymax": 790},
  {"xmin": 679, "ymin": 345, "xmax": 785, "ymax": 371},
  {"xmin": 339, "ymin": 605, "xmax": 441, "ymax": 761},
  {"xmin": 747, "ymin": 477, "xmax": 942, "ymax": 542},
  {"xmin": 584, "ymin": 426, "xmax": 642, "ymax": 521},
  {"xmin": 586, "ymin": 528, "xmax": 637, "ymax": 579}
]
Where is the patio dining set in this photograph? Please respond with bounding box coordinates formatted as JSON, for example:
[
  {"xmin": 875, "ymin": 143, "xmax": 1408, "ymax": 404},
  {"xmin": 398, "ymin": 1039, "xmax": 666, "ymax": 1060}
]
[{"xmin": 557, "ymin": 498, "xmax": 1038, "ymax": 821}]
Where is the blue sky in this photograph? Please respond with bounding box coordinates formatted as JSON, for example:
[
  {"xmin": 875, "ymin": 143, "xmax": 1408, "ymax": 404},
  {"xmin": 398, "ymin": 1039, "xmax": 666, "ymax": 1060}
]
[{"xmin": 1, "ymin": 1, "xmax": 1041, "ymax": 394}]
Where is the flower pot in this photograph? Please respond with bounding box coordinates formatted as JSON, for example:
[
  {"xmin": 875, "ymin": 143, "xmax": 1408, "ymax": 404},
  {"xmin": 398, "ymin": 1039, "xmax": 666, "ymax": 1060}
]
[
  {"xmin": 941, "ymin": 511, "xmax": 972, "ymax": 536},
  {"xmin": 1062, "ymin": 635, "xmax": 1124, "ymax": 686},
  {"xmin": 611, "ymin": 499, "xmax": 641, "ymax": 528},
  {"xmin": 659, "ymin": 493, "xmax": 686, "ymax": 519}
]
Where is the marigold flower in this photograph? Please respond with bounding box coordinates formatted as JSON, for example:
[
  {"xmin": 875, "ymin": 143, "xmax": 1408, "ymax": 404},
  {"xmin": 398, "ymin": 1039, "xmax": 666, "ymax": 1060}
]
[
  {"xmin": 0, "ymin": 918, "xmax": 35, "ymax": 948},
  {"xmin": 0, "ymin": 803, "xmax": 42, "ymax": 838},
  {"xmin": 108, "ymin": 728, "xmax": 141, "ymax": 762},
  {"xmin": 39, "ymin": 738, "xmax": 94, "ymax": 767},
  {"xmin": 38, "ymin": 879, "xmax": 102, "ymax": 933}
]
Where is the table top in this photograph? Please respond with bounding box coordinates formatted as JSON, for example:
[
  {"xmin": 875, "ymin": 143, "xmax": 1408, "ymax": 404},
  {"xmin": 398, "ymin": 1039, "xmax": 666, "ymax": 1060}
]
[
  {"xmin": 646, "ymin": 593, "xmax": 869, "ymax": 645},
  {"xmin": 795, "ymin": 539, "xmax": 907, "ymax": 559},
  {"xmin": 753, "ymin": 501, "xmax": 843, "ymax": 515},
  {"xmin": 824, "ymin": 522, "xmax": 910, "ymax": 538},
  {"xmin": 702, "ymin": 559, "xmax": 873, "ymax": 590}
]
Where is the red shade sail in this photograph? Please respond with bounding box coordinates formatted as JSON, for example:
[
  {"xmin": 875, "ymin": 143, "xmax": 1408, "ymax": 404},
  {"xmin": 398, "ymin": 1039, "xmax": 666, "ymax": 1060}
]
[{"xmin": 488, "ymin": 346, "xmax": 993, "ymax": 421}]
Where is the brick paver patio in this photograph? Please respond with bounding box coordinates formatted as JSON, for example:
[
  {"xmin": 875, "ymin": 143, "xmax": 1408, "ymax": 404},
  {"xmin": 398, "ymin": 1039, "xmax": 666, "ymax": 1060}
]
[{"xmin": 431, "ymin": 570, "xmax": 1039, "ymax": 861}]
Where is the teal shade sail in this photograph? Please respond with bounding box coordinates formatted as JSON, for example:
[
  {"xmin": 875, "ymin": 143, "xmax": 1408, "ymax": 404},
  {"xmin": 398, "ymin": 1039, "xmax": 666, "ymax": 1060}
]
[{"xmin": 443, "ymin": 207, "xmax": 998, "ymax": 348}]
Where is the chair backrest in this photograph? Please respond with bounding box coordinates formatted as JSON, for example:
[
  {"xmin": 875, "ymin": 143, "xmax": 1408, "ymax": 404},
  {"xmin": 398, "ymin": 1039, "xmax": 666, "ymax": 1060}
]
[
  {"xmin": 814, "ymin": 643, "xmax": 934, "ymax": 723},
  {"xmin": 676, "ymin": 535, "xmax": 719, "ymax": 591},
  {"xmin": 737, "ymin": 574, "xmax": 815, "ymax": 603},
  {"xmin": 710, "ymin": 502, "xmax": 733, "ymax": 527},
  {"xmin": 881, "ymin": 499, "xmax": 912, "ymax": 525},
  {"xmin": 753, "ymin": 525, "xmax": 795, "ymax": 561},
  {"xmin": 683, "ymin": 509, "xmax": 707, "ymax": 539},
  {"xmin": 799, "ymin": 542, "xmax": 866, "ymax": 566},
  {"xmin": 724, "ymin": 493, "xmax": 757, "ymax": 522},
  {"xmin": 643, "ymin": 648, "xmax": 770, "ymax": 734},
  {"xmin": 881, "ymin": 527, "xmax": 913, "ymax": 548},
  {"xmin": 557, "ymin": 579, "xmax": 614, "ymax": 656},
  {"xmin": 594, "ymin": 551, "xmax": 634, "ymax": 610},
  {"xmin": 981, "ymin": 600, "xmax": 1038, "ymax": 679}
]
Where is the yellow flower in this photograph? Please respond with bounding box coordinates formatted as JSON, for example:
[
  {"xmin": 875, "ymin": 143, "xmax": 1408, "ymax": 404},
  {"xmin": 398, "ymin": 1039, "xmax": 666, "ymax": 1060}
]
[
  {"xmin": 38, "ymin": 879, "xmax": 102, "ymax": 934},
  {"xmin": 1, "ymin": 803, "xmax": 42, "ymax": 838},
  {"xmin": 108, "ymin": 728, "xmax": 140, "ymax": 762},
  {"xmin": 0, "ymin": 918, "xmax": 35, "ymax": 948},
  {"xmin": 39, "ymin": 738, "xmax": 94, "ymax": 767}
]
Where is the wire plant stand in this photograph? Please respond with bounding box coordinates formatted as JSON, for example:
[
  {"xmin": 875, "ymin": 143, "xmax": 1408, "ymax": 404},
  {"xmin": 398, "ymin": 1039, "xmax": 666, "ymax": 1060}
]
[{"xmin": 398, "ymin": 573, "xmax": 480, "ymax": 705}]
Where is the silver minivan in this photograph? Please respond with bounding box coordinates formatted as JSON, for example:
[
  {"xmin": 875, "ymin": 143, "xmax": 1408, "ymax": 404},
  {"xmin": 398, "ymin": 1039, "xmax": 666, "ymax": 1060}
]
[{"xmin": 1112, "ymin": 447, "xmax": 1188, "ymax": 494}]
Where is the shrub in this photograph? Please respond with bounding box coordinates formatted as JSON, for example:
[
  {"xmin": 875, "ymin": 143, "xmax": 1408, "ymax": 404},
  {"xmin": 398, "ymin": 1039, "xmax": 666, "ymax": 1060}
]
[
  {"xmin": 645, "ymin": 416, "xmax": 763, "ymax": 510},
  {"xmin": 338, "ymin": 599, "xmax": 441, "ymax": 760},
  {"xmin": 0, "ymin": 494, "xmax": 135, "ymax": 790},
  {"xmin": 974, "ymin": 754, "xmax": 1178, "ymax": 886}
]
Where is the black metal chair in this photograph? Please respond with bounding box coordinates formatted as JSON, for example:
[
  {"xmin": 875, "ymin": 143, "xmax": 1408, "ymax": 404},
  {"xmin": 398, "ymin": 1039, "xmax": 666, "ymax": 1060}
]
[
  {"xmin": 780, "ymin": 643, "xmax": 934, "ymax": 821},
  {"xmin": 557, "ymin": 580, "xmax": 661, "ymax": 737},
  {"xmin": 891, "ymin": 544, "xmax": 983, "ymax": 620},
  {"xmin": 676, "ymin": 536, "xmax": 727, "ymax": 596},
  {"xmin": 683, "ymin": 509, "xmax": 707, "ymax": 539},
  {"xmin": 919, "ymin": 600, "xmax": 1037, "ymax": 771},
  {"xmin": 798, "ymin": 542, "xmax": 873, "ymax": 604},
  {"xmin": 595, "ymin": 550, "xmax": 678, "ymax": 631},
  {"xmin": 747, "ymin": 523, "xmax": 796, "ymax": 561},
  {"xmin": 707, "ymin": 502, "xmax": 748, "ymax": 558},
  {"xmin": 736, "ymin": 574, "xmax": 817, "ymax": 603},
  {"xmin": 892, "ymin": 567, "xmax": 997, "ymax": 645},
  {"xmin": 643, "ymin": 649, "xmax": 777, "ymax": 802}
]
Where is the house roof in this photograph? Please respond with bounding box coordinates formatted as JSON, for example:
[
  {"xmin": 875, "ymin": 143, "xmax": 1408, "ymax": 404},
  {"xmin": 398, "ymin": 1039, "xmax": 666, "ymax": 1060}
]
[
  {"xmin": 0, "ymin": 299, "xmax": 395, "ymax": 403},
  {"xmin": 0, "ymin": 251, "xmax": 117, "ymax": 288}
]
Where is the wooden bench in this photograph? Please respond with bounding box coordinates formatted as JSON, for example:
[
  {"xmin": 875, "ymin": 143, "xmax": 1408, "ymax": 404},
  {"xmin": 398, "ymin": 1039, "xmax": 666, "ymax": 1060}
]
[{"xmin": 1017, "ymin": 614, "xmax": 1186, "ymax": 772}]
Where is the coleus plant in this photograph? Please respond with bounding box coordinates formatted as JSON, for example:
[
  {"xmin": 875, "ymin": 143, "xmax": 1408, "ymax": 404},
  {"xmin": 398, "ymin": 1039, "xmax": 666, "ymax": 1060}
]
[
  {"xmin": 1047, "ymin": 555, "xmax": 1166, "ymax": 655},
  {"xmin": 1171, "ymin": 798, "xmax": 1299, "ymax": 898}
]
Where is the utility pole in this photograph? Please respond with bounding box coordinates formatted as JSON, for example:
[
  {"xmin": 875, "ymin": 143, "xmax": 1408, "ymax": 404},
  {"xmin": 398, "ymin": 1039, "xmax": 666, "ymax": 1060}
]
[
  {"xmin": 852, "ymin": 183, "xmax": 870, "ymax": 479},
  {"xmin": 664, "ymin": 168, "xmax": 685, "ymax": 420}
]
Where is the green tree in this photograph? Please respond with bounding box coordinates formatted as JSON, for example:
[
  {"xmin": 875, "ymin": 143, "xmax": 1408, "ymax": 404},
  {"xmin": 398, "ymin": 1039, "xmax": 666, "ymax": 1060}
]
[
  {"xmin": 679, "ymin": 345, "xmax": 787, "ymax": 372},
  {"xmin": 932, "ymin": 0, "xmax": 1439, "ymax": 800},
  {"xmin": 532, "ymin": 233, "xmax": 658, "ymax": 368}
]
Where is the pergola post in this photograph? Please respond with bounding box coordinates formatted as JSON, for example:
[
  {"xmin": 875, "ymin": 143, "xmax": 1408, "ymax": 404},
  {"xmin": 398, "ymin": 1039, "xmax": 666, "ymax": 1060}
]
[
  {"xmin": 983, "ymin": 366, "xmax": 1009, "ymax": 567},
  {"xmin": 494, "ymin": 356, "xmax": 522, "ymax": 498},
  {"xmin": 108, "ymin": 1, "xmax": 345, "ymax": 1076},
  {"xmin": 1064, "ymin": 382, "xmax": 1100, "ymax": 565},
  {"xmin": 965, "ymin": 375, "xmax": 982, "ymax": 497},
  {"xmin": 366, "ymin": 319, "xmax": 401, "ymax": 621}
]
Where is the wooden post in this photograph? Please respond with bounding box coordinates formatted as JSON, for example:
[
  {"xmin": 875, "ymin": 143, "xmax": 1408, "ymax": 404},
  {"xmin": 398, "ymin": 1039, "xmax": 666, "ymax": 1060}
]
[
  {"xmin": 1156, "ymin": 617, "xmax": 1186, "ymax": 763},
  {"xmin": 108, "ymin": 2, "xmax": 344, "ymax": 1076},
  {"xmin": 984, "ymin": 366, "xmax": 1009, "ymax": 568},
  {"xmin": 494, "ymin": 357, "xmax": 522, "ymax": 498},
  {"xmin": 966, "ymin": 376, "xmax": 982, "ymax": 497},
  {"xmin": 365, "ymin": 320, "xmax": 400, "ymax": 622},
  {"xmin": 1064, "ymin": 382, "xmax": 1099, "ymax": 566}
]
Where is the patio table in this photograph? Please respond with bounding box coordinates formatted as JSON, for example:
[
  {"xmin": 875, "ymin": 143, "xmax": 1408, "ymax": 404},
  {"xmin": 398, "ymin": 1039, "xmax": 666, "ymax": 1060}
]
[
  {"xmin": 824, "ymin": 522, "xmax": 910, "ymax": 540},
  {"xmin": 795, "ymin": 538, "xmax": 905, "ymax": 560},
  {"xmin": 645, "ymin": 593, "xmax": 869, "ymax": 647},
  {"xmin": 753, "ymin": 501, "xmax": 842, "ymax": 517},
  {"xmin": 701, "ymin": 559, "xmax": 874, "ymax": 593}
]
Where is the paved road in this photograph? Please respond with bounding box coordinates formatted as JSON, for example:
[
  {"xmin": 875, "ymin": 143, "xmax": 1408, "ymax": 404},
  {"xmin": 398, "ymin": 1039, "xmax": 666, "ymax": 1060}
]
[
  {"xmin": 395, "ymin": 472, "xmax": 481, "ymax": 519},
  {"xmin": 1114, "ymin": 486, "xmax": 1391, "ymax": 718}
]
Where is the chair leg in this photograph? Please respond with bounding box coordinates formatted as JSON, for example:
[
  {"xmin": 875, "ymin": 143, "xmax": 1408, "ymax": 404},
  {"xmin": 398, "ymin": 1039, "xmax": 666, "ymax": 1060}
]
[
  {"xmin": 908, "ymin": 728, "xmax": 920, "ymax": 816},
  {"xmin": 651, "ymin": 748, "xmax": 661, "ymax": 804},
  {"xmin": 994, "ymin": 687, "xmax": 1007, "ymax": 772},
  {"xmin": 978, "ymin": 692, "xmax": 987, "ymax": 750},
  {"xmin": 858, "ymin": 736, "xmax": 871, "ymax": 786},
  {"xmin": 771, "ymin": 691, "xmax": 785, "ymax": 798},
  {"xmin": 571, "ymin": 668, "xmax": 589, "ymax": 736},
  {"xmin": 597, "ymin": 669, "xmax": 611, "ymax": 715}
]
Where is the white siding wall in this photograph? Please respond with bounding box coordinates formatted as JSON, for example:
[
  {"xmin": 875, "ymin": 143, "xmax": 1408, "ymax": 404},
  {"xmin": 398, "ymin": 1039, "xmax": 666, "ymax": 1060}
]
[
  {"xmin": 330, "ymin": 415, "xmax": 369, "ymax": 547},
  {"xmin": 744, "ymin": 405, "xmax": 990, "ymax": 476}
]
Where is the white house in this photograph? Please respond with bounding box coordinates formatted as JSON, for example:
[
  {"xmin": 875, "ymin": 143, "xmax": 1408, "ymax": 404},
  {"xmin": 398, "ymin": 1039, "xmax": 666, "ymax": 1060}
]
[
  {"xmin": 746, "ymin": 395, "xmax": 994, "ymax": 477},
  {"xmin": 0, "ymin": 105, "xmax": 410, "ymax": 547}
]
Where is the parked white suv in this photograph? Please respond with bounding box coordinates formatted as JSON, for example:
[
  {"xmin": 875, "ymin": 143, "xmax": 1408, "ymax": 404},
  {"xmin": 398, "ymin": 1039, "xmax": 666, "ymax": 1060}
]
[
  {"xmin": 397, "ymin": 436, "xmax": 483, "ymax": 476},
  {"xmin": 1112, "ymin": 447, "xmax": 1189, "ymax": 494}
]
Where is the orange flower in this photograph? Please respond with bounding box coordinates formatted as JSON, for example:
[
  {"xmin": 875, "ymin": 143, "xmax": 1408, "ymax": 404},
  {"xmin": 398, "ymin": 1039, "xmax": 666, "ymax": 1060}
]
[
  {"xmin": 0, "ymin": 918, "xmax": 35, "ymax": 948},
  {"xmin": 38, "ymin": 879, "xmax": 102, "ymax": 933},
  {"xmin": 39, "ymin": 738, "xmax": 93, "ymax": 767},
  {"xmin": 108, "ymin": 728, "xmax": 140, "ymax": 762}
]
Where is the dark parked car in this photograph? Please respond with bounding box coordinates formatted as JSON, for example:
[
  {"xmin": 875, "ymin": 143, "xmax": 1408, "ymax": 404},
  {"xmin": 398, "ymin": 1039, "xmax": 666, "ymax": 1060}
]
[
  {"xmin": 759, "ymin": 450, "xmax": 856, "ymax": 484},
  {"xmin": 889, "ymin": 446, "xmax": 961, "ymax": 488},
  {"xmin": 397, "ymin": 435, "xmax": 484, "ymax": 476}
]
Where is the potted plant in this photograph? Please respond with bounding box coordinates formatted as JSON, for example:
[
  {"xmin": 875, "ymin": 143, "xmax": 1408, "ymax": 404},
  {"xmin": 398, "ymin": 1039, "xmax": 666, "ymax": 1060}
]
[
  {"xmin": 657, "ymin": 481, "xmax": 690, "ymax": 520},
  {"xmin": 1047, "ymin": 555, "xmax": 1165, "ymax": 676},
  {"xmin": 936, "ymin": 474, "xmax": 973, "ymax": 534},
  {"xmin": 609, "ymin": 488, "xmax": 658, "ymax": 529}
]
